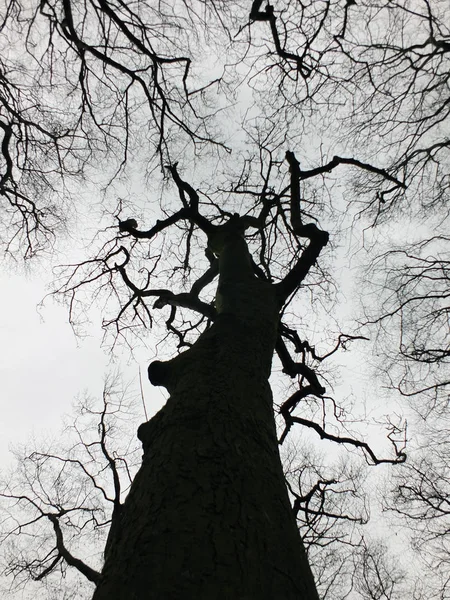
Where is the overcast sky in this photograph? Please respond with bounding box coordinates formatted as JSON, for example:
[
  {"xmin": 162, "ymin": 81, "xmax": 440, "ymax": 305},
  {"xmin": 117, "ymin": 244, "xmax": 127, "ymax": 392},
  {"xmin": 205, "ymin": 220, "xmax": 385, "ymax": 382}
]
[{"xmin": 0, "ymin": 270, "xmax": 164, "ymax": 469}]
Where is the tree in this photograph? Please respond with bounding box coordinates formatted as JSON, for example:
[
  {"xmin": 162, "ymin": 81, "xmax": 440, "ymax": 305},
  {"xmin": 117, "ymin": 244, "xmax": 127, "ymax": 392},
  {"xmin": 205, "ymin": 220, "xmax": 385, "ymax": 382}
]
[
  {"xmin": 0, "ymin": 0, "xmax": 235, "ymax": 256},
  {"xmin": 1, "ymin": 0, "xmax": 449, "ymax": 599},
  {"xmin": 93, "ymin": 155, "xmax": 398, "ymax": 599},
  {"xmin": 0, "ymin": 374, "xmax": 141, "ymax": 599},
  {"xmin": 358, "ymin": 231, "xmax": 450, "ymax": 598},
  {"xmin": 386, "ymin": 414, "xmax": 450, "ymax": 600},
  {"xmin": 6, "ymin": 148, "xmax": 404, "ymax": 599}
]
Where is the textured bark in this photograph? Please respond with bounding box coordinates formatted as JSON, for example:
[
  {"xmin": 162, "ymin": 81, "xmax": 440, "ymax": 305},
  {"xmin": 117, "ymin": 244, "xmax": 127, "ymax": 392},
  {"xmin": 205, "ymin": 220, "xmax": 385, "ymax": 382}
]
[{"xmin": 92, "ymin": 233, "xmax": 320, "ymax": 599}]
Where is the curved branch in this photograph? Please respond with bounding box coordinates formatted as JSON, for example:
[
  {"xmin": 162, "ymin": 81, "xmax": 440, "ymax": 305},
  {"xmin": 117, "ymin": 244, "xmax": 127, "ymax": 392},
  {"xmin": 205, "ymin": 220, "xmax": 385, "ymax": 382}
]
[
  {"xmin": 190, "ymin": 258, "xmax": 219, "ymax": 296},
  {"xmin": 275, "ymin": 152, "xmax": 330, "ymax": 304},
  {"xmin": 283, "ymin": 416, "xmax": 406, "ymax": 465},
  {"xmin": 274, "ymin": 224, "xmax": 329, "ymax": 305},
  {"xmin": 298, "ymin": 155, "xmax": 406, "ymax": 189},
  {"xmin": 153, "ymin": 291, "xmax": 216, "ymax": 320},
  {"xmin": 47, "ymin": 514, "xmax": 100, "ymax": 584},
  {"xmin": 34, "ymin": 552, "xmax": 62, "ymax": 581},
  {"xmin": 167, "ymin": 164, "xmax": 214, "ymax": 233},
  {"xmin": 280, "ymin": 324, "xmax": 369, "ymax": 362},
  {"xmin": 0, "ymin": 120, "xmax": 14, "ymax": 190},
  {"xmin": 276, "ymin": 334, "xmax": 325, "ymax": 388},
  {"xmin": 119, "ymin": 208, "xmax": 189, "ymax": 239},
  {"xmin": 98, "ymin": 396, "xmax": 122, "ymax": 511},
  {"xmin": 249, "ymin": 1, "xmax": 312, "ymax": 78}
]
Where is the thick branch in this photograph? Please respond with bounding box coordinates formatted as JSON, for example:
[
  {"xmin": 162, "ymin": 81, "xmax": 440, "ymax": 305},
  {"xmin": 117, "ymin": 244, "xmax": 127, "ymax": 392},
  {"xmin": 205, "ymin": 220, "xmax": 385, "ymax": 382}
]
[
  {"xmin": 116, "ymin": 262, "xmax": 215, "ymax": 319},
  {"xmin": 0, "ymin": 120, "xmax": 14, "ymax": 190},
  {"xmin": 153, "ymin": 291, "xmax": 216, "ymax": 320},
  {"xmin": 34, "ymin": 553, "xmax": 62, "ymax": 581},
  {"xmin": 47, "ymin": 514, "xmax": 100, "ymax": 584},
  {"xmin": 249, "ymin": 2, "xmax": 312, "ymax": 78},
  {"xmin": 275, "ymin": 152, "xmax": 329, "ymax": 304},
  {"xmin": 190, "ymin": 257, "xmax": 219, "ymax": 297},
  {"xmin": 276, "ymin": 334, "xmax": 325, "ymax": 387},
  {"xmin": 167, "ymin": 164, "xmax": 214, "ymax": 234},
  {"xmin": 285, "ymin": 151, "xmax": 303, "ymax": 231},
  {"xmin": 274, "ymin": 224, "xmax": 329, "ymax": 305},
  {"xmin": 119, "ymin": 208, "xmax": 189, "ymax": 239},
  {"xmin": 276, "ymin": 335, "xmax": 326, "ymax": 421},
  {"xmin": 283, "ymin": 416, "xmax": 406, "ymax": 465},
  {"xmin": 280, "ymin": 324, "xmax": 369, "ymax": 362},
  {"xmin": 278, "ymin": 387, "xmax": 324, "ymax": 436},
  {"xmin": 98, "ymin": 397, "xmax": 122, "ymax": 511},
  {"xmin": 289, "ymin": 478, "xmax": 365, "ymax": 524},
  {"xmin": 298, "ymin": 155, "xmax": 406, "ymax": 189}
]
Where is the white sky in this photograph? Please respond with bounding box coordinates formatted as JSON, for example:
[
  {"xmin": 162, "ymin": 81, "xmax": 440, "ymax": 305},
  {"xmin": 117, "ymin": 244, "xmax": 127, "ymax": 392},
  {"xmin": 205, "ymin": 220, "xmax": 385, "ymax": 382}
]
[
  {"xmin": 0, "ymin": 272, "xmax": 102, "ymax": 462},
  {"xmin": 0, "ymin": 271, "xmax": 163, "ymax": 468}
]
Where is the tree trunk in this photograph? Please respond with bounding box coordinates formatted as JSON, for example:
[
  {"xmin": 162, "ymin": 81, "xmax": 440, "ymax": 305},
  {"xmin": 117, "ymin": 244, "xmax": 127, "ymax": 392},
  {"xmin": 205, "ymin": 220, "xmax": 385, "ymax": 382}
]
[{"xmin": 92, "ymin": 233, "xmax": 319, "ymax": 600}]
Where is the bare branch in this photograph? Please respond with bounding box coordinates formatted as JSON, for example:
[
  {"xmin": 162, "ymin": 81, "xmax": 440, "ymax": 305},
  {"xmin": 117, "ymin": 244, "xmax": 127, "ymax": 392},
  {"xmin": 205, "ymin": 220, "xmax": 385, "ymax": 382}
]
[
  {"xmin": 282, "ymin": 415, "xmax": 406, "ymax": 466},
  {"xmin": 47, "ymin": 514, "xmax": 100, "ymax": 585}
]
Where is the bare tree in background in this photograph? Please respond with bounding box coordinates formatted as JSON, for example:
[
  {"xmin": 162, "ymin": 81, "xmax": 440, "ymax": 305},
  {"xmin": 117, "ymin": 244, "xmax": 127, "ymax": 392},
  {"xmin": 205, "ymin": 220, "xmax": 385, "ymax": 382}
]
[
  {"xmin": 387, "ymin": 425, "xmax": 450, "ymax": 600},
  {"xmin": 360, "ymin": 172, "xmax": 449, "ymax": 600},
  {"xmin": 249, "ymin": 3, "xmax": 449, "ymax": 593},
  {"xmin": 0, "ymin": 0, "xmax": 238, "ymax": 256},
  {"xmin": 0, "ymin": 374, "xmax": 141, "ymax": 599}
]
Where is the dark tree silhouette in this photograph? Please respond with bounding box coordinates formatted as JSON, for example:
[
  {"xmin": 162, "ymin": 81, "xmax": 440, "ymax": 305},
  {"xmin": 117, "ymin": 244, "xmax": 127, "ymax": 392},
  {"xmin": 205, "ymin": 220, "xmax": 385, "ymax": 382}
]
[{"xmin": 44, "ymin": 150, "xmax": 403, "ymax": 599}]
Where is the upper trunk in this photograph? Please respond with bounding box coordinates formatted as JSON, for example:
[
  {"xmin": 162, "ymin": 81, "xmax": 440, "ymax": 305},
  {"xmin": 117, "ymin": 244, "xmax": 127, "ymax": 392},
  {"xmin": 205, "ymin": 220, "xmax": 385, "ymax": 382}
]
[{"xmin": 92, "ymin": 233, "xmax": 319, "ymax": 600}]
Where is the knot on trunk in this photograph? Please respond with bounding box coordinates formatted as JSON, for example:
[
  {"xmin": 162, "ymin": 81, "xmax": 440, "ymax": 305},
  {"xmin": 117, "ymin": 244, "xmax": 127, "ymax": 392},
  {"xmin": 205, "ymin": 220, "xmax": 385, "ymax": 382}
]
[{"xmin": 148, "ymin": 360, "xmax": 171, "ymax": 388}]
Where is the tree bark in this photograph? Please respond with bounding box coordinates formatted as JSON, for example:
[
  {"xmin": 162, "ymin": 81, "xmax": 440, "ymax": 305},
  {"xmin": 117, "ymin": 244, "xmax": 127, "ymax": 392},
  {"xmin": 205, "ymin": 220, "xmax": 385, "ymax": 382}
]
[{"xmin": 92, "ymin": 233, "xmax": 320, "ymax": 599}]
